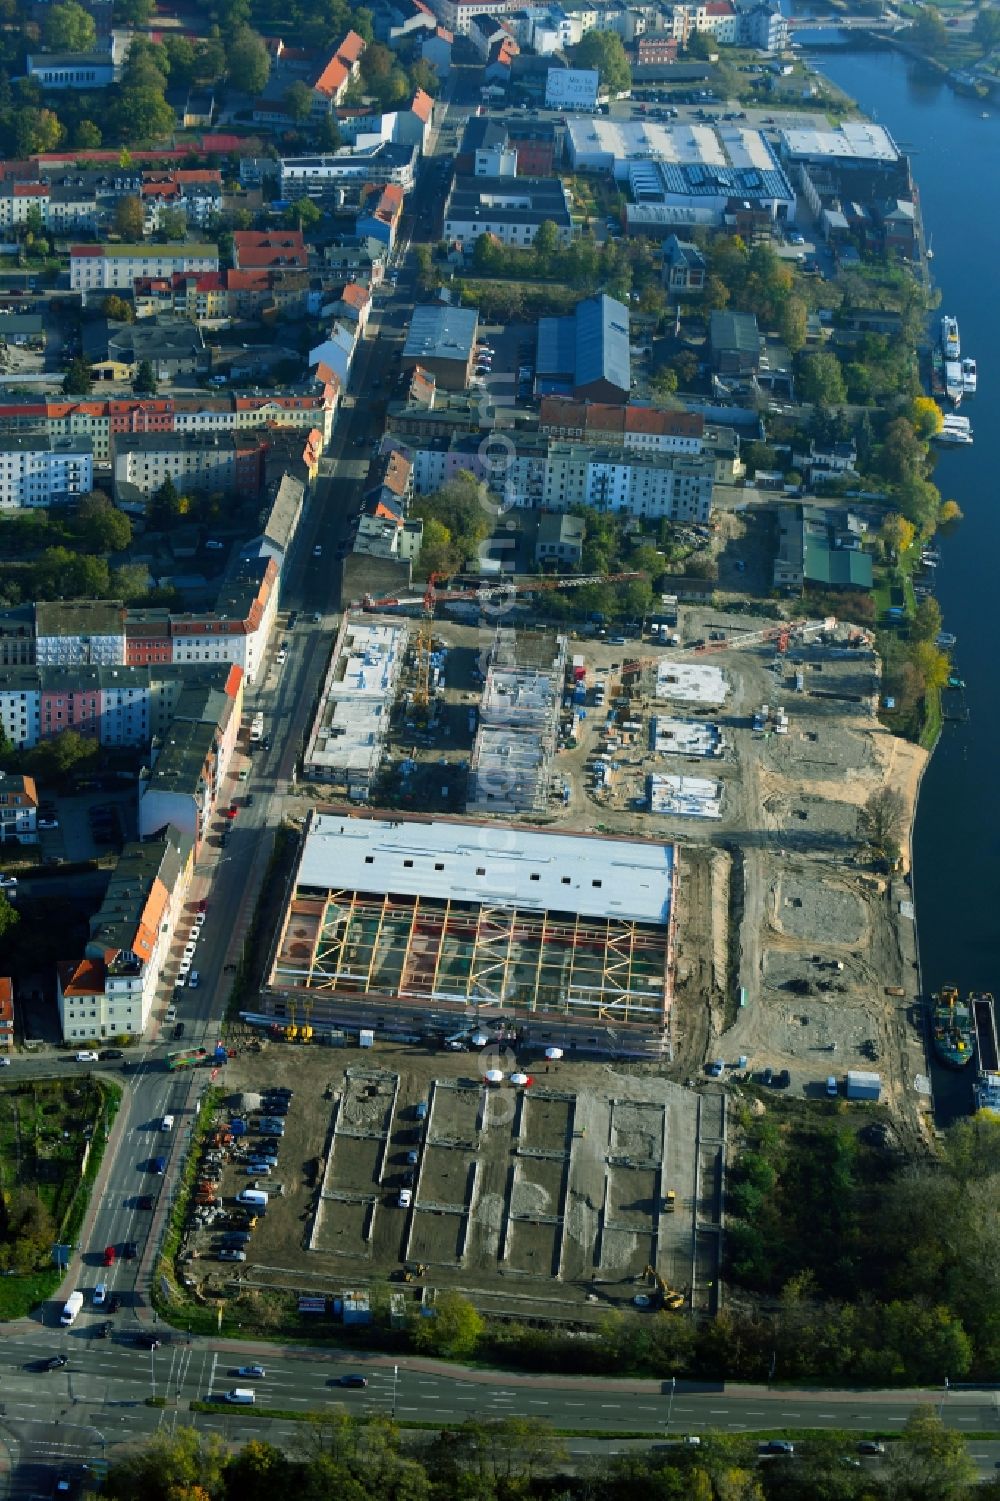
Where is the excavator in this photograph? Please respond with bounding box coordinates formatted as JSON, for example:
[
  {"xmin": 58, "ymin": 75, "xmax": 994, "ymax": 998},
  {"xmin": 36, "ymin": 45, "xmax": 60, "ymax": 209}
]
[{"xmin": 643, "ymin": 1264, "xmax": 686, "ymax": 1311}]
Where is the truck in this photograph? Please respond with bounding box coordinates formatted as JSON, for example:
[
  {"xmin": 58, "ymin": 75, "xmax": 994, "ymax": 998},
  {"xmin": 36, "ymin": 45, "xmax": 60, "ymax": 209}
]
[
  {"xmin": 249, "ymin": 712, "xmax": 264, "ymax": 745},
  {"xmin": 166, "ymin": 1047, "xmax": 208, "ymax": 1071},
  {"xmin": 60, "ymin": 1290, "xmax": 84, "ymax": 1326},
  {"xmin": 845, "ymin": 1070, "xmax": 882, "ymax": 1102}
]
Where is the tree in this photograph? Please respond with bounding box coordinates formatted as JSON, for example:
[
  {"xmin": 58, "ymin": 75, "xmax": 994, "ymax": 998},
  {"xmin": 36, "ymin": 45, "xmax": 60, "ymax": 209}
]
[
  {"xmin": 912, "ymin": 5, "xmax": 949, "ymax": 52},
  {"xmin": 111, "ymin": 562, "xmax": 151, "ymax": 601},
  {"xmin": 938, "ymin": 498, "xmax": 963, "ymax": 526},
  {"xmin": 43, "ymin": 0, "xmax": 96, "ymax": 51},
  {"xmin": 102, "ymin": 294, "xmax": 134, "ymax": 324},
  {"xmin": 77, "ymin": 492, "xmax": 132, "ymax": 553},
  {"xmin": 283, "ymin": 197, "xmax": 321, "ymax": 232},
  {"xmin": 149, "ymin": 475, "xmax": 181, "ymax": 526},
  {"xmin": 15, "ymin": 107, "xmax": 65, "ymax": 157},
  {"xmin": 227, "ymin": 29, "xmax": 271, "ymax": 94},
  {"xmin": 106, "ymin": 1428, "xmax": 229, "ymax": 1501},
  {"xmin": 797, "ymin": 350, "xmax": 846, "ymax": 408},
  {"xmin": 895, "ymin": 471, "xmax": 941, "ymax": 536},
  {"xmin": 885, "ymin": 1406, "xmax": 977, "ymax": 1501},
  {"xmin": 111, "ymin": 85, "xmax": 175, "ymax": 144},
  {"xmin": 651, "ymin": 367, "xmax": 679, "ymax": 400},
  {"xmin": 62, "ymin": 357, "xmax": 93, "ymax": 396},
  {"xmin": 531, "ymin": 218, "xmax": 561, "ymax": 270},
  {"xmin": 155, "ymin": 206, "xmax": 188, "ymax": 241},
  {"xmin": 909, "ymin": 394, "xmax": 944, "ymax": 440},
  {"xmin": 316, "ymin": 115, "xmax": 342, "ymax": 153},
  {"xmin": 0, "ymin": 892, "xmax": 18, "ymax": 944},
  {"xmin": 411, "ymin": 1290, "xmax": 483, "ymax": 1358},
  {"xmin": 114, "ymin": 196, "xmax": 145, "ymax": 241},
  {"xmin": 284, "ymin": 80, "xmax": 315, "ymax": 123},
  {"xmin": 911, "ymin": 595, "xmax": 942, "ymax": 645},
  {"xmin": 974, "ymin": 5, "xmax": 1000, "ymax": 53},
  {"xmin": 779, "ymin": 294, "xmax": 808, "ymax": 354},
  {"xmin": 134, "ymin": 360, "xmax": 157, "ymax": 394},
  {"xmin": 573, "ymin": 29, "xmax": 631, "ymax": 93},
  {"xmin": 858, "ymin": 786, "xmax": 907, "ymax": 864},
  {"xmin": 74, "ymin": 120, "xmax": 103, "ymax": 149},
  {"xmin": 416, "ymin": 517, "xmax": 453, "ymax": 577},
  {"xmin": 879, "ymin": 512, "xmax": 916, "ymax": 559}
]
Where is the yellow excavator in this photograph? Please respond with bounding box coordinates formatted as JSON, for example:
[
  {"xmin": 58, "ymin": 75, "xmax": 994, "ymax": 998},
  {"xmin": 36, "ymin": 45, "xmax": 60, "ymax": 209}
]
[{"xmin": 643, "ymin": 1264, "xmax": 686, "ymax": 1311}]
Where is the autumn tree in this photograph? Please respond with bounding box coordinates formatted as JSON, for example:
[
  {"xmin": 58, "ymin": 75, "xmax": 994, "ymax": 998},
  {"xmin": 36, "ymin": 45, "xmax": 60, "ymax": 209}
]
[
  {"xmin": 114, "ymin": 196, "xmax": 145, "ymax": 241},
  {"xmin": 102, "ymin": 295, "xmax": 134, "ymax": 323},
  {"xmin": 909, "ymin": 393, "xmax": 944, "ymax": 439},
  {"xmin": 879, "ymin": 512, "xmax": 916, "ymax": 559},
  {"xmin": 911, "ymin": 595, "xmax": 943, "ymax": 644}
]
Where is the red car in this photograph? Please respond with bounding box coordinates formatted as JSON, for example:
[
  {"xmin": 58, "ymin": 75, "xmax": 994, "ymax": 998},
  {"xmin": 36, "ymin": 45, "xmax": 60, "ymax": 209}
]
[
  {"xmin": 196, "ymin": 898, "xmax": 208, "ymax": 913},
  {"xmin": 103, "ymin": 1245, "xmax": 116, "ymax": 1266},
  {"xmin": 225, "ymin": 804, "xmax": 238, "ymax": 820}
]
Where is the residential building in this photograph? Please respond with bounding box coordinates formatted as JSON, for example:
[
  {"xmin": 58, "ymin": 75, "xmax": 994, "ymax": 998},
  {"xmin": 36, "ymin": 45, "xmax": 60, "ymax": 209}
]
[
  {"xmin": 139, "ymin": 169, "xmax": 223, "ymax": 230},
  {"xmin": 0, "ymin": 180, "xmax": 97, "ymax": 234},
  {"xmin": 395, "ymin": 89, "xmax": 434, "ymax": 152},
  {"xmin": 356, "ymin": 183, "xmax": 405, "ymax": 250},
  {"xmin": 169, "ymin": 558, "xmax": 279, "ymax": 686},
  {"xmin": 70, "ymin": 243, "xmax": 219, "ymax": 294},
  {"xmin": 279, "ymin": 142, "xmax": 418, "ymax": 198},
  {"xmin": 310, "ymin": 322, "xmax": 360, "ymax": 390},
  {"xmin": 232, "ymin": 229, "xmax": 309, "ymax": 272},
  {"xmin": 138, "ymin": 674, "xmax": 242, "ymax": 847},
  {"xmin": 57, "ymin": 825, "xmax": 194, "ymax": 1043},
  {"xmin": 26, "ymin": 52, "xmax": 116, "ymax": 89},
  {"xmin": 35, "ymin": 601, "xmax": 126, "ymax": 667},
  {"xmin": 636, "ymin": 34, "xmax": 679, "ymax": 63},
  {"xmin": 709, "ymin": 309, "xmax": 760, "ymax": 375},
  {"xmin": 535, "ymin": 511, "xmax": 584, "ymax": 566},
  {"xmin": 663, "ymin": 1, "xmax": 738, "ymax": 44},
  {"xmin": 401, "ymin": 303, "xmax": 479, "ymax": 391},
  {"xmin": 311, "ymin": 30, "xmax": 367, "ymax": 113},
  {"xmin": 536, "ymin": 294, "xmax": 631, "ymax": 404},
  {"xmin": 544, "ymin": 66, "xmax": 598, "ymax": 110},
  {"xmin": 443, "ymin": 174, "xmax": 573, "ymax": 249},
  {"xmin": 458, "ymin": 115, "xmax": 557, "ymax": 178},
  {"xmin": 469, "ymin": 12, "xmax": 514, "ymax": 57},
  {"xmin": 739, "ymin": 0, "xmax": 788, "ymax": 51},
  {"xmin": 0, "ymin": 773, "xmax": 38, "ymax": 846},
  {"xmin": 662, "ymin": 233, "xmax": 707, "ymax": 294},
  {"xmin": 539, "ymin": 395, "xmax": 706, "ymax": 453},
  {"xmin": 430, "ymin": 0, "xmax": 521, "ymax": 35},
  {"xmin": 421, "ymin": 26, "xmax": 454, "ymax": 78},
  {"xmin": 111, "ymin": 431, "xmax": 268, "ymax": 501},
  {"xmin": 0, "ymin": 435, "xmax": 93, "ymax": 511},
  {"xmin": 302, "ymin": 617, "xmax": 407, "ymax": 794}
]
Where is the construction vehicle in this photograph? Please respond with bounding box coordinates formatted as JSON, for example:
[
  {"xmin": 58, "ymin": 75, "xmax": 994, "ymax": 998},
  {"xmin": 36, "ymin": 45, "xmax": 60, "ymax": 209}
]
[
  {"xmin": 358, "ymin": 571, "xmax": 642, "ymax": 617},
  {"xmin": 643, "ymin": 1264, "xmax": 686, "ymax": 1310},
  {"xmin": 663, "ymin": 1190, "xmax": 676, "ymax": 1213}
]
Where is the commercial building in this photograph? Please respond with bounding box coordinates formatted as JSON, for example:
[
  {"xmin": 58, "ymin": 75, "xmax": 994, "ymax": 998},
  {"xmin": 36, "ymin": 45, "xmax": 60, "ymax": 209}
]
[
  {"xmin": 57, "ymin": 825, "xmax": 194, "ymax": 1044},
  {"xmin": 70, "ymin": 243, "xmax": 219, "ymax": 294},
  {"xmin": 0, "ymin": 978, "xmax": 13, "ymax": 1050},
  {"xmin": 26, "ymin": 52, "xmax": 116, "ymax": 88},
  {"xmin": 266, "ymin": 807, "xmax": 678, "ymax": 1057},
  {"xmin": 83, "ymin": 319, "xmax": 209, "ymax": 383},
  {"xmin": 444, "ymin": 174, "xmax": 573, "ymax": 249},
  {"xmin": 402, "ymin": 304, "xmax": 479, "ymax": 391},
  {"xmin": 773, "ymin": 505, "xmax": 873, "ymax": 594},
  {"xmin": 566, "ymin": 119, "xmax": 795, "ymax": 225},
  {"xmin": 0, "ymin": 435, "xmax": 93, "ymax": 511},
  {"xmin": 655, "ymin": 660, "xmax": 729, "ymax": 706},
  {"xmin": 536, "ymin": 294, "xmax": 631, "ymax": 404},
  {"xmin": 302, "ymin": 616, "xmax": 407, "ymax": 795},
  {"xmin": 648, "ymin": 772, "xmax": 723, "ymax": 819},
  {"xmin": 544, "ymin": 66, "xmax": 598, "ymax": 110},
  {"xmin": 709, "ymin": 309, "xmax": 760, "ymax": 375}
]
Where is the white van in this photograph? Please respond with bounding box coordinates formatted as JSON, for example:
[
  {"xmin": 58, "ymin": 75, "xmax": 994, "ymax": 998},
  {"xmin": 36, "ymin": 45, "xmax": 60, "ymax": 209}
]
[
  {"xmin": 161, "ymin": 1114, "xmax": 175, "ymax": 1132},
  {"xmin": 225, "ymin": 1388, "xmax": 256, "ymax": 1404},
  {"xmin": 237, "ymin": 1189, "xmax": 268, "ymax": 1208}
]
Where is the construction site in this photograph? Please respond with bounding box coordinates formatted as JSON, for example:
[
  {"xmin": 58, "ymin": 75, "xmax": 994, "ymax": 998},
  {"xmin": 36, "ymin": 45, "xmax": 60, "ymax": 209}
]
[{"xmin": 181, "ymin": 1041, "xmax": 725, "ymax": 1325}]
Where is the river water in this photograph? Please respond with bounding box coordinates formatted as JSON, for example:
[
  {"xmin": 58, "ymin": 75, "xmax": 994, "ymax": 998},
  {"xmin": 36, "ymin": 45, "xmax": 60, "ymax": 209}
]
[{"xmin": 789, "ymin": 42, "xmax": 1000, "ymax": 1007}]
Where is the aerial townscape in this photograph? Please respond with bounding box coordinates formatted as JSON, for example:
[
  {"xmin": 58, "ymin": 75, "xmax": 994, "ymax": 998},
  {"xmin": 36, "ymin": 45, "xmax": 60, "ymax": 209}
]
[{"xmin": 0, "ymin": 0, "xmax": 998, "ymax": 1495}]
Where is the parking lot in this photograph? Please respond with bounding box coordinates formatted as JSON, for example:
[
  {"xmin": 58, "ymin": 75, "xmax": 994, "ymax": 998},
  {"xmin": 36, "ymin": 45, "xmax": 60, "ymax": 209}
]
[{"xmin": 178, "ymin": 1041, "xmax": 719, "ymax": 1324}]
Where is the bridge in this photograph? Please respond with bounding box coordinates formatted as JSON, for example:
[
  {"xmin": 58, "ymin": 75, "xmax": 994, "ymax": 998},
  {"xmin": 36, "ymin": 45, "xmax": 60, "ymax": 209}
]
[{"xmin": 787, "ymin": 13, "xmax": 910, "ymax": 29}]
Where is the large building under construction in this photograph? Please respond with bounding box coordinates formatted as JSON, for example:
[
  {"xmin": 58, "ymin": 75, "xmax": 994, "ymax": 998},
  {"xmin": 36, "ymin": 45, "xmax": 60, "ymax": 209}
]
[
  {"xmin": 263, "ymin": 810, "xmax": 679, "ymax": 1057},
  {"xmin": 467, "ymin": 628, "xmax": 566, "ymax": 817}
]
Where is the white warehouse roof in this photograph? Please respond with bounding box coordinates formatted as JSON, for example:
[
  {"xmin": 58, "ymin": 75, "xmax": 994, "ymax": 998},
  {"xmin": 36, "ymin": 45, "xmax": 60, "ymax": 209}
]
[
  {"xmin": 779, "ymin": 121, "xmax": 899, "ymax": 164},
  {"xmin": 299, "ymin": 813, "xmax": 675, "ymax": 924}
]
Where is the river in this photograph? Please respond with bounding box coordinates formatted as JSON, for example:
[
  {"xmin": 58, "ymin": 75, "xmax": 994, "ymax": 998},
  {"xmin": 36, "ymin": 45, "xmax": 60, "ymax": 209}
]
[{"xmin": 787, "ymin": 41, "xmax": 1000, "ymax": 1033}]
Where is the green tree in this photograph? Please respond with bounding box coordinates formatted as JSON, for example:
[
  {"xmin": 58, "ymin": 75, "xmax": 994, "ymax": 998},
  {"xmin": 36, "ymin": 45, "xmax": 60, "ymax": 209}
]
[
  {"xmin": 102, "ymin": 294, "xmax": 134, "ymax": 323},
  {"xmin": 531, "ymin": 218, "xmax": 561, "ymax": 270},
  {"xmin": 62, "ymin": 357, "xmax": 93, "ymax": 396},
  {"xmin": 284, "ymin": 80, "xmax": 315, "ymax": 123},
  {"xmin": 316, "ymin": 115, "xmax": 342, "ymax": 153},
  {"xmin": 74, "ymin": 120, "xmax": 103, "ymax": 149},
  {"xmin": 416, "ymin": 517, "xmax": 453, "ymax": 577},
  {"xmin": 411, "ymin": 1290, "xmax": 484, "ymax": 1358},
  {"xmin": 111, "ymin": 563, "xmax": 151, "ymax": 601},
  {"xmin": 886, "ymin": 1406, "xmax": 977, "ymax": 1500},
  {"xmin": 106, "ymin": 1428, "xmax": 228, "ymax": 1501},
  {"xmin": 227, "ymin": 29, "xmax": 271, "ymax": 94},
  {"xmin": 911, "ymin": 595, "xmax": 942, "ymax": 644},
  {"xmin": 573, "ymin": 29, "xmax": 631, "ymax": 92},
  {"xmin": 114, "ymin": 195, "xmax": 145, "ymax": 241},
  {"xmin": 0, "ymin": 891, "xmax": 18, "ymax": 944},
  {"xmin": 283, "ymin": 197, "xmax": 321, "ymax": 232},
  {"xmin": 43, "ymin": 0, "xmax": 96, "ymax": 51},
  {"xmin": 651, "ymin": 367, "xmax": 679, "ymax": 399},
  {"xmin": 797, "ymin": 350, "xmax": 846, "ymax": 408},
  {"xmin": 77, "ymin": 492, "xmax": 132, "ymax": 552},
  {"xmin": 114, "ymin": 0, "xmax": 155, "ymax": 23},
  {"xmin": 974, "ymin": 5, "xmax": 1000, "ymax": 53},
  {"xmin": 111, "ymin": 85, "xmax": 175, "ymax": 143},
  {"xmin": 155, "ymin": 206, "xmax": 188, "ymax": 241},
  {"xmin": 15, "ymin": 107, "xmax": 65, "ymax": 157},
  {"xmin": 912, "ymin": 5, "xmax": 949, "ymax": 52},
  {"xmin": 149, "ymin": 475, "xmax": 181, "ymax": 526},
  {"xmin": 779, "ymin": 294, "xmax": 808, "ymax": 354},
  {"xmin": 134, "ymin": 360, "xmax": 157, "ymax": 394}
]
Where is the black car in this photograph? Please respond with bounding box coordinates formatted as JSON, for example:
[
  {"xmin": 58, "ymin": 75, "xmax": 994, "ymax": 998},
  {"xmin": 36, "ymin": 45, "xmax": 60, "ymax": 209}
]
[
  {"xmin": 121, "ymin": 1241, "xmax": 137, "ymax": 1260},
  {"xmin": 267, "ymin": 1087, "xmax": 293, "ymax": 1098},
  {"xmin": 136, "ymin": 1333, "xmax": 161, "ymax": 1350},
  {"xmin": 96, "ymin": 1321, "xmax": 112, "ymax": 1339},
  {"xmin": 45, "ymin": 1354, "xmax": 68, "ymax": 1370},
  {"xmin": 108, "ymin": 1294, "xmax": 121, "ymax": 1313},
  {"xmin": 136, "ymin": 1195, "xmax": 153, "ymax": 1211},
  {"xmin": 173, "ymin": 1022, "xmax": 185, "ymax": 1039},
  {"xmin": 287, "ymin": 612, "xmax": 298, "ymax": 629},
  {"xmin": 336, "ymin": 1374, "xmax": 368, "ymax": 1388},
  {"xmin": 98, "ymin": 1048, "xmax": 124, "ymax": 1060},
  {"xmin": 775, "ymin": 1068, "xmax": 791, "ymax": 1089},
  {"xmin": 760, "ymin": 1067, "xmax": 774, "ymax": 1087}
]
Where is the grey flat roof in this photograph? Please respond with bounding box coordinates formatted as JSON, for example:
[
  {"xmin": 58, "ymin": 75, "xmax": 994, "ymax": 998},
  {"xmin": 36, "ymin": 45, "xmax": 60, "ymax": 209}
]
[
  {"xmin": 300, "ymin": 812, "xmax": 675, "ymax": 925},
  {"xmin": 403, "ymin": 303, "xmax": 478, "ymax": 363}
]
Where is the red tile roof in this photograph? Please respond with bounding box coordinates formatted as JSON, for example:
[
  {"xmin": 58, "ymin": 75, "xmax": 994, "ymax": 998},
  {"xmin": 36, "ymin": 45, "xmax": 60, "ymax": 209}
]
[
  {"xmin": 410, "ymin": 88, "xmax": 434, "ymax": 123},
  {"xmin": 0, "ymin": 977, "xmax": 13, "ymax": 1027},
  {"xmin": 57, "ymin": 957, "xmax": 105, "ymax": 998},
  {"xmin": 338, "ymin": 29, "xmax": 366, "ymax": 63},
  {"xmin": 232, "ymin": 230, "xmax": 308, "ymax": 270}
]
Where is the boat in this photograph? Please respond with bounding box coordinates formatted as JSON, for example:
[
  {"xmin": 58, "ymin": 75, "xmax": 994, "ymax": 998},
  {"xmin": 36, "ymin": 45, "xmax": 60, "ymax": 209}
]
[
  {"xmin": 935, "ymin": 630, "xmax": 957, "ymax": 648},
  {"xmin": 941, "ymin": 315, "xmax": 961, "ymax": 358},
  {"xmin": 947, "ymin": 674, "xmax": 965, "ymax": 689},
  {"xmin": 935, "ymin": 416, "xmax": 973, "ymax": 444},
  {"xmin": 962, "ymin": 357, "xmax": 977, "ymax": 395},
  {"xmin": 945, "ymin": 361, "xmax": 964, "ymax": 403},
  {"xmin": 926, "ymin": 234, "xmax": 934, "ymax": 260},
  {"xmin": 931, "ymin": 986, "xmax": 975, "ymax": 1069}
]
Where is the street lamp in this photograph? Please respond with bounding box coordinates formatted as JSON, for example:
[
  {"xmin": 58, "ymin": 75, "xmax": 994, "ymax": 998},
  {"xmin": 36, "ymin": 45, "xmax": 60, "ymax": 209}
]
[
  {"xmin": 666, "ymin": 1375, "xmax": 676, "ymax": 1434},
  {"xmin": 392, "ymin": 1364, "xmax": 399, "ymax": 1419}
]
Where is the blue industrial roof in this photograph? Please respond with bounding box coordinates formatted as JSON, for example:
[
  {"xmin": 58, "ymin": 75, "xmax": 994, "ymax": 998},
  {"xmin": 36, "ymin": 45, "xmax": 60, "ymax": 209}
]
[
  {"xmin": 658, "ymin": 162, "xmax": 793, "ymax": 201},
  {"xmin": 535, "ymin": 294, "xmax": 630, "ymax": 395}
]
